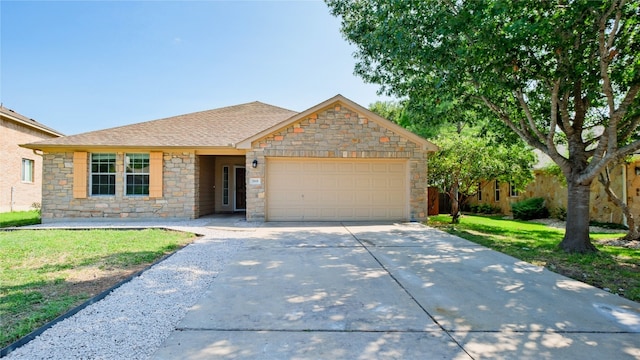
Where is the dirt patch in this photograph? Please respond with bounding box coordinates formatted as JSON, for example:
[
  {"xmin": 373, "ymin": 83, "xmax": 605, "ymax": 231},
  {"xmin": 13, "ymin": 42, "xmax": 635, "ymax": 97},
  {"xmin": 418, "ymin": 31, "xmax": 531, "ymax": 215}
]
[{"xmin": 56, "ymin": 264, "xmax": 151, "ymax": 298}]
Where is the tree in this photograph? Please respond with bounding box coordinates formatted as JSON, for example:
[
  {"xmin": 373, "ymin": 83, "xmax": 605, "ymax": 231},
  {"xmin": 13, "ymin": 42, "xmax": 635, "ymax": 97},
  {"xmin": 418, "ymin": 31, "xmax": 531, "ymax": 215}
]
[
  {"xmin": 369, "ymin": 100, "xmax": 442, "ymax": 138},
  {"xmin": 429, "ymin": 129, "xmax": 535, "ymax": 223},
  {"xmin": 598, "ymin": 160, "xmax": 640, "ymax": 240},
  {"xmin": 327, "ymin": 0, "xmax": 640, "ymax": 252}
]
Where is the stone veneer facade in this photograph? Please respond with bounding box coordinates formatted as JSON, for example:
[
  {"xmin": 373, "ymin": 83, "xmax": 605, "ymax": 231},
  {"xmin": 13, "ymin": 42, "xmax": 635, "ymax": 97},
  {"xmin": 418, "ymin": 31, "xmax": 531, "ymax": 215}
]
[
  {"xmin": 245, "ymin": 104, "xmax": 430, "ymax": 221},
  {"xmin": 42, "ymin": 151, "xmax": 196, "ymax": 220}
]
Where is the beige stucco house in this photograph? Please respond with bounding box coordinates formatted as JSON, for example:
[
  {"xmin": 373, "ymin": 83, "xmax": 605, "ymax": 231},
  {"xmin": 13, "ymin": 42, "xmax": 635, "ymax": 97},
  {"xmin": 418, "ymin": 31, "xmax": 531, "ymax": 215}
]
[
  {"xmin": 1, "ymin": 105, "xmax": 63, "ymax": 212},
  {"xmin": 22, "ymin": 95, "xmax": 437, "ymax": 223}
]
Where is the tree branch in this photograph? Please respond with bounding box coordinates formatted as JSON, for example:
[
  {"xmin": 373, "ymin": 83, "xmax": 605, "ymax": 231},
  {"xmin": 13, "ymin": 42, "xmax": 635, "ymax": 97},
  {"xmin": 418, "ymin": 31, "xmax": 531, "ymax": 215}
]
[{"xmin": 514, "ymin": 87, "xmax": 547, "ymax": 143}]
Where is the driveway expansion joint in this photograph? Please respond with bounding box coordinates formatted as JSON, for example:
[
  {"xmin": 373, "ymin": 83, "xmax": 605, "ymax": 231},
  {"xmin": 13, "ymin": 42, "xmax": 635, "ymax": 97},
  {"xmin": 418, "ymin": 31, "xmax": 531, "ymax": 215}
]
[{"xmin": 341, "ymin": 222, "xmax": 475, "ymax": 359}]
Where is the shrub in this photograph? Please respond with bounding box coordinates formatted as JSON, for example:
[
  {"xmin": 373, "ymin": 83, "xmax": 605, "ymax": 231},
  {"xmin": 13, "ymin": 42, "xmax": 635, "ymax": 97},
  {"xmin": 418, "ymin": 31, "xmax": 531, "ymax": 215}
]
[
  {"xmin": 511, "ymin": 197, "xmax": 549, "ymax": 220},
  {"xmin": 551, "ymin": 206, "xmax": 567, "ymax": 221},
  {"xmin": 468, "ymin": 203, "xmax": 501, "ymax": 214}
]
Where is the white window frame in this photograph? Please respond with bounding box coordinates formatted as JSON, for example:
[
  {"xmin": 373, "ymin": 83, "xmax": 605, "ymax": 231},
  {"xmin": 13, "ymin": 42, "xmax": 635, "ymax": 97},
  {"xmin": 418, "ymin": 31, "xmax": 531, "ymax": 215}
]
[
  {"xmin": 90, "ymin": 153, "xmax": 116, "ymax": 196},
  {"xmin": 125, "ymin": 153, "xmax": 150, "ymax": 196},
  {"xmin": 21, "ymin": 158, "xmax": 34, "ymax": 183},
  {"xmin": 494, "ymin": 180, "xmax": 501, "ymax": 202}
]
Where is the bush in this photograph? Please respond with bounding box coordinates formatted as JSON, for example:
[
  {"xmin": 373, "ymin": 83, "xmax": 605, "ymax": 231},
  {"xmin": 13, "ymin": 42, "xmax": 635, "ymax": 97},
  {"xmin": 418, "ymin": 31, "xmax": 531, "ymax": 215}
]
[
  {"xmin": 551, "ymin": 206, "xmax": 567, "ymax": 221},
  {"xmin": 511, "ymin": 197, "xmax": 549, "ymax": 220},
  {"xmin": 468, "ymin": 203, "xmax": 501, "ymax": 214}
]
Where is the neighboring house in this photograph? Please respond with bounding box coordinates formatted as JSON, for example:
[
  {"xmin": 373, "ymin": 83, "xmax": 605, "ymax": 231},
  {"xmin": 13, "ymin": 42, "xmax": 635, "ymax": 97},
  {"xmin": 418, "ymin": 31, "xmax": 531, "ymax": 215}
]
[
  {"xmin": 469, "ymin": 150, "xmax": 639, "ymax": 226},
  {"xmin": 1, "ymin": 105, "xmax": 63, "ymax": 212},
  {"xmin": 22, "ymin": 95, "xmax": 438, "ymax": 223}
]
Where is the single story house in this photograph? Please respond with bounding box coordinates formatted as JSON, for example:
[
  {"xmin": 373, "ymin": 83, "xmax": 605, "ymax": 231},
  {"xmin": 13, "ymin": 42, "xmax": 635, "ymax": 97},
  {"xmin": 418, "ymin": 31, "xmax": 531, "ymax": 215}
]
[
  {"xmin": 22, "ymin": 95, "xmax": 438, "ymax": 223},
  {"xmin": 1, "ymin": 105, "xmax": 63, "ymax": 212}
]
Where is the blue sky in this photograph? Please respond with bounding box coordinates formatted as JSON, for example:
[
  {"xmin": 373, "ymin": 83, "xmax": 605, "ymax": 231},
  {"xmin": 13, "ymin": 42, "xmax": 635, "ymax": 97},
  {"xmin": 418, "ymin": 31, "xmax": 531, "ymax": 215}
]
[{"xmin": 1, "ymin": 0, "xmax": 390, "ymax": 135}]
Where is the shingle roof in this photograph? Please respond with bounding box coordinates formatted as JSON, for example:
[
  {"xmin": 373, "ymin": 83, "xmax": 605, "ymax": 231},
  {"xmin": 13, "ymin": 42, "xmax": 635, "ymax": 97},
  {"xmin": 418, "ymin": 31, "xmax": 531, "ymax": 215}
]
[
  {"xmin": 24, "ymin": 101, "xmax": 297, "ymax": 149},
  {"xmin": 1, "ymin": 105, "xmax": 64, "ymax": 137}
]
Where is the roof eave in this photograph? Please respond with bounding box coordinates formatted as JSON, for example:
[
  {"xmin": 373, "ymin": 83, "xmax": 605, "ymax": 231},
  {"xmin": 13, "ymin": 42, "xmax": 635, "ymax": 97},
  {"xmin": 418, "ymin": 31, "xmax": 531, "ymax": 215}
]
[
  {"xmin": 19, "ymin": 143, "xmax": 243, "ymax": 153},
  {"xmin": 1, "ymin": 112, "xmax": 64, "ymax": 138}
]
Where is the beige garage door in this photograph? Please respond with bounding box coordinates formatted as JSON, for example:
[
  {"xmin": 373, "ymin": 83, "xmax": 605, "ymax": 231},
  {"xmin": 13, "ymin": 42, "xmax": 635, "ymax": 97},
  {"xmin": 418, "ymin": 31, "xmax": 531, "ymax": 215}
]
[{"xmin": 266, "ymin": 158, "xmax": 408, "ymax": 221}]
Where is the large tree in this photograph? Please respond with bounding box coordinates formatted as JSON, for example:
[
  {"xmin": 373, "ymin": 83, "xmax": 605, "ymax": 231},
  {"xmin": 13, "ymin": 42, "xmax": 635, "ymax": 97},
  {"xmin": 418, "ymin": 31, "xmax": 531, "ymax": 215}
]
[{"xmin": 327, "ymin": 0, "xmax": 640, "ymax": 252}]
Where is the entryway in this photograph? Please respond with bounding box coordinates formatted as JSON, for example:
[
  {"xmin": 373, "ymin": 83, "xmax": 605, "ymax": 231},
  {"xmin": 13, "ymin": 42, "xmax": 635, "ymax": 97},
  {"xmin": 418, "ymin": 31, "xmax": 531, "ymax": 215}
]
[{"xmin": 196, "ymin": 155, "xmax": 246, "ymax": 217}]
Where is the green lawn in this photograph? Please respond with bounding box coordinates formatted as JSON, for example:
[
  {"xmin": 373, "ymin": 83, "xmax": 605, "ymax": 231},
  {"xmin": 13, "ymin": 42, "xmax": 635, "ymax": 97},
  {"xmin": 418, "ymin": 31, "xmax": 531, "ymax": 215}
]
[
  {"xmin": 0, "ymin": 211, "xmax": 41, "ymax": 228},
  {"xmin": 0, "ymin": 229, "xmax": 196, "ymax": 348},
  {"xmin": 428, "ymin": 214, "xmax": 640, "ymax": 302}
]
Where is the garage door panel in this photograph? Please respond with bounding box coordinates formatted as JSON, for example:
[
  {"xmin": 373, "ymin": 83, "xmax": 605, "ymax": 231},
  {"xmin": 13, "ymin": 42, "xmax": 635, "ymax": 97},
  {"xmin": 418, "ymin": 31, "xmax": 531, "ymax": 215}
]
[
  {"xmin": 388, "ymin": 163, "xmax": 405, "ymax": 172},
  {"xmin": 267, "ymin": 158, "xmax": 408, "ymax": 221}
]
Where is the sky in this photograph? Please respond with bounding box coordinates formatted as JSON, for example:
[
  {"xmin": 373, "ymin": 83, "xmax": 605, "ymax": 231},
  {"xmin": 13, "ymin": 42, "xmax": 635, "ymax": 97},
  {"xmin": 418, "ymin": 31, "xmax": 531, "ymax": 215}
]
[{"xmin": 0, "ymin": 0, "xmax": 391, "ymax": 135}]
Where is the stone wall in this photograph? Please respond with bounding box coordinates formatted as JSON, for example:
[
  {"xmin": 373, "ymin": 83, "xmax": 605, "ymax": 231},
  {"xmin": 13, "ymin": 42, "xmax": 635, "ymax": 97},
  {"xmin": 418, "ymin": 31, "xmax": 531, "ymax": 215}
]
[
  {"xmin": 245, "ymin": 104, "xmax": 429, "ymax": 221},
  {"xmin": 468, "ymin": 167, "xmax": 627, "ymax": 224},
  {"xmin": 41, "ymin": 151, "xmax": 196, "ymax": 221}
]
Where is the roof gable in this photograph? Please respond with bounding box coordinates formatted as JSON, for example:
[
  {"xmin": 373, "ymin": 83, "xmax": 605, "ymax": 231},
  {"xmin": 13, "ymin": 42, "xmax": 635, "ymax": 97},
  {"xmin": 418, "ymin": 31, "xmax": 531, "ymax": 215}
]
[{"xmin": 236, "ymin": 94, "xmax": 438, "ymax": 151}]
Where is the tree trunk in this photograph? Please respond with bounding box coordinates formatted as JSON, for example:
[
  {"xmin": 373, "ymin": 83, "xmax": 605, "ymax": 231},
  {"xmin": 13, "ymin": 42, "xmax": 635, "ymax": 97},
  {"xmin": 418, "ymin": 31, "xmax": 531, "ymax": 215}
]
[
  {"xmin": 625, "ymin": 214, "xmax": 640, "ymax": 241},
  {"xmin": 449, "ymin": 182, "xmax": 460, "ymax": 224},
  {"xmin": 559, "ymin": 182, "xmax": 598, "ymax": 253},
  {"xmin": 598, "ymin": 167, "xmax": 640, "ymax": 241}
]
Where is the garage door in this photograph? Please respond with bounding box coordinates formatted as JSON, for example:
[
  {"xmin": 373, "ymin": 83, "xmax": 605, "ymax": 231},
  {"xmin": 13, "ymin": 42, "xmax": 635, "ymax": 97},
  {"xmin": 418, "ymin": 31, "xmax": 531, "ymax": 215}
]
[{"xmin": 266, "ymin": 158, "xmax": 408, "ymax": 221}]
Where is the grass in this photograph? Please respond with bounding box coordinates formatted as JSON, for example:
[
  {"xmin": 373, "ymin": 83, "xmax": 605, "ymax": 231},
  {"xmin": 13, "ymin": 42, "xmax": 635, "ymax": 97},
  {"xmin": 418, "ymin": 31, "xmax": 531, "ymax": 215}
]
[
  {"xmin": 0, "ymin": 229, "xmax": 197, "ymax": 348},
  {"xmin": 428, "ymin": 214, "xmax": 640, "ymax": 303},
  {"xmin": 0, "ymin": 211, "xmax": 41, "ymax": 228}
]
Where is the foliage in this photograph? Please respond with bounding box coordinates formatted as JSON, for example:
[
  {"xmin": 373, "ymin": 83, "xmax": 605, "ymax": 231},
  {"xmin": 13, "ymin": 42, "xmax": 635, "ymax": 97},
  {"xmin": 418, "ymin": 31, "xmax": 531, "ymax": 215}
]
[
  {"xmin": 31, "ymin": 202, "xmax": 41, "ymax": 213},
  {"xmin": 327, "ymin": 0, "xmax": 640, "ymax": 253},
  {"xmin": 0, "ymin": 229, "xmax": 196, "ymax": 347},
  {"xmin": 539, "ymin": 164, "xmax": 567, "ymax": 187},
  {"xmin": 0, "ymin": 211, "xmax": 41, "ymax": 228},
  {"xmin": 468, "ymin": 203, "xmax": 502, "ymax": 214},
  {"xmin": 427, "ymin": 215, "xmax": 638, "ymax": 302},
  {"xmin": 428, "ymin": 129, "xmax": 535, "ymax": 222},
  {"xmin": 369, "ymin": 100, "xmax": 441, "ymax": 139},
  {"xmin": 590, "ymin": 220, "xmax": 629, "ymax": 230},
  {"xmin": 511, "ymin": 197, "xmax": 550, "ymax": 220},
  {"xmin": 551, "ymin": 206, "xmax": 567, "ymax": 221}
]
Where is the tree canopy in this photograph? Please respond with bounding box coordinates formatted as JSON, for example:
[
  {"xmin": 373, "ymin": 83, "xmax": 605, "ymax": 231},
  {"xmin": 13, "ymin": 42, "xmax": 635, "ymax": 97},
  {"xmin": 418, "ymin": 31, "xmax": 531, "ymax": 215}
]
[
  {"xmin": 328, "ymin": 0, "xmax": 640, "ymax": 252},
  {"xmin": 428, "ymin": 128, "xmax": 536, "ymax": 223}
]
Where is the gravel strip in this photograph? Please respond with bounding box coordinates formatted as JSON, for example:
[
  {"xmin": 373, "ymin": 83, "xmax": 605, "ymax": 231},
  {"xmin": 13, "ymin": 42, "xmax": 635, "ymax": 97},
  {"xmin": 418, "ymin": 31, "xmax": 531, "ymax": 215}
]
[{"xmin": 5, "ymin": 228, "xmax": 245, "ymax": 360}]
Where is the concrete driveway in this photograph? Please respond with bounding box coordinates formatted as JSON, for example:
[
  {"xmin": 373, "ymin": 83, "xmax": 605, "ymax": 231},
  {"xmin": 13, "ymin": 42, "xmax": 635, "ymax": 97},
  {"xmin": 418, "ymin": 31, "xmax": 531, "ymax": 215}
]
[{"xmin": 153, "ymin": 222, "xmax": 640, "ymax": 360}]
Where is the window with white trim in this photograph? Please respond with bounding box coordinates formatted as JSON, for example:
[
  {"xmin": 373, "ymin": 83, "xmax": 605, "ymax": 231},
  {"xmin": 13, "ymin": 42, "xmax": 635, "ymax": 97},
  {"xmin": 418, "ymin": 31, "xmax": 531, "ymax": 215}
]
[
  {"xmin": 21, "ymin": 158, "xmax": 34, "ymax": 183},
  {"xmin": 494, "ymin": 180, "xmax": 501, "ymax": 202},
  {"xmin": 222, "ymin": 166, "xmax": 229, "ymax": 205},
  {"xmin": 509, "ymin": 183, "xmax": 519, "ymax": 197},
  {"xmin": 125, "ymin": 153, "xmax": 150, "ymax": 195},
  {"xmin": 91, "ymin": 153, "xmax": 116, "ymax": 195}
]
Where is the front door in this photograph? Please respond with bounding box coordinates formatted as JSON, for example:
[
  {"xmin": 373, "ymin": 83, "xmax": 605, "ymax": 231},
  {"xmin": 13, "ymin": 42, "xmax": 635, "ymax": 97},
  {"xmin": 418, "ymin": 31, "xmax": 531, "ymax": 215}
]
[{"xmin": 234, "ymin": 166, "xmax": 246, "ymax": 211}]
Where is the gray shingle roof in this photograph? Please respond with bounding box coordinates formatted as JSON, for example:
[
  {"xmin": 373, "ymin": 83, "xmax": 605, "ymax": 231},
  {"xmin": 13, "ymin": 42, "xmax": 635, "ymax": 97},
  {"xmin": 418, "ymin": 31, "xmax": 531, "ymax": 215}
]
[
  {"xmin": 1, "ymin": 105, "xmax": 64, "ymax": 137},
  {"xmin": 24, "ymin": 101, "xmax": 297, "ymax": 149}
]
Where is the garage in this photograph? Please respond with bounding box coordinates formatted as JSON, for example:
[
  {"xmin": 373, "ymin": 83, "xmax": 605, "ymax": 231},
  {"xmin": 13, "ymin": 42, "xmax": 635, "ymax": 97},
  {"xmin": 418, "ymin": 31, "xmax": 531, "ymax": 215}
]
[{"xmin": 266, "ymin": 158, "xmax": 408, "ymax": 221}]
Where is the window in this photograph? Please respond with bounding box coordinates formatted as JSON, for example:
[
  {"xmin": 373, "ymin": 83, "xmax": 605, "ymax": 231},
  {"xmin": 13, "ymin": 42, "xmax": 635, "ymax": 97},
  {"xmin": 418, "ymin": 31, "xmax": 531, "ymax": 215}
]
[
  {"xmin": 21, "ymin": 159, "xmax": 34, "ymax": 182},
  {"xmin": 509, "ymin": 183, "xmax": 519, "ymax": 197},
  {"xmin": 494, "ymin": 180, "xmax": 500, "ymax": 202},
  {"xmin": 126, "ymin": 154, "xmax": 150, "ymax": 195},
  {"xmin": 91, "ymin": 153, "xmax": 116, "ymax": 195},
  {"xmin": 477, "ymin": 182, "xmax": 482, "ymax": 201},
  {"xmin": 222, "ymin": 166, "xmax": 229, "ymax": 205}
]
